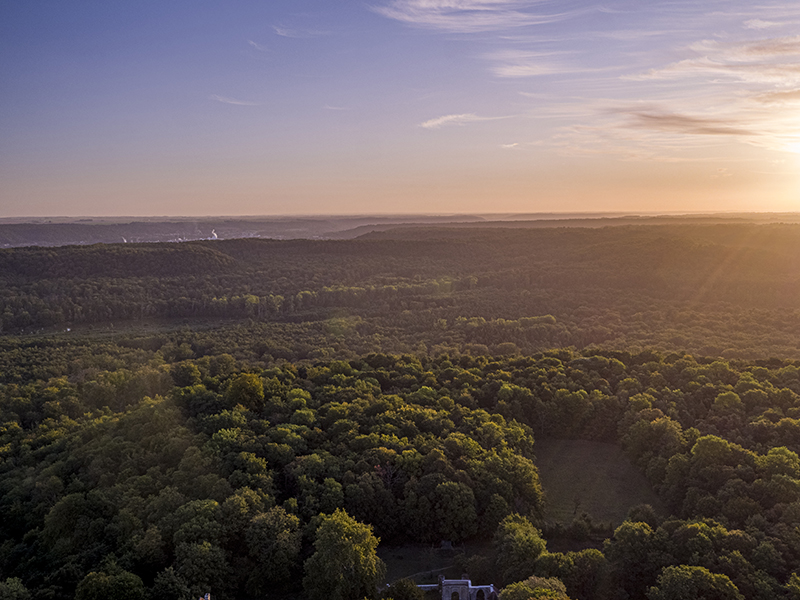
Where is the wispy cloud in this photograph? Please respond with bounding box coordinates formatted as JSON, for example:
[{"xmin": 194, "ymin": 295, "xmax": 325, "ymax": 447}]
[
  {"xmin": 631, "ymin": 36, "xmax": 800, "ymax": 85},
  {"xmin": 743, "ymin": 19, "xmax": 779, "ymax": 30},
  {"xmin": 379, "ymin": 0, "xmax": 800, "ymax": 161},
  {"xmin": 324, "ymin": 104, "xmax": 351, "ymax": 111},
  {"xmin": 691, "ymin": 35, "xmax": 800, "ymax": 58},
  {"xmin": 248, "ymin": 40, "xmax": 269, "ymax": 52},
  {"xmin": 613, "ymin": 31, "xmax": 800, "ymax": 152},
  {"xmin": 485, "ymin": 49, "xmax": 565, "ymax": 78},
  {"xmin": 553, "ymin": 89, "xmax": 799, "ymax": 158},
  {"xmin": 550, "ymin": 120, "xmax": 728, "ymax": 163},
  {"xmin": 754, "ymin": 88, "xmax": 800, "ymax": 103},
  {"xmin": 372, "ymin": 0, "xmax": 585, "ymax": 33},
  {"xmin": 622, "ymin": 109, "xmax": 755, "ymax": 136},
  {"xmin": 210, "ymin": 95, "xmax": 261, "ymax": 106},
  {"xmin": 419, "ymin": 113, "xmax": 508, "ymax": 128},
  {"xmin": 273, "ymin": 25, "xmax": 328, "ymax": 38},
  {"xmin": 597, "ymin": 28, "xmax": 676, "ymax": 42},
  {"xmin": 494, "ymin": 63, "xmax": 561, "ymax": 77}
]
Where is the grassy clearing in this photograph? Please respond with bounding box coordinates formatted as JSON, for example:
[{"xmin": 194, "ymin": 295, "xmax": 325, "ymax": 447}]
[
  {"xmin": 380, "ymin": 440, "xmax": 664, "ymax": 584},
  {"xmin": 534, "ymin": 438, "xmax": 667, "ymax": 527},
  {"xmin": 379, "ymin": 542, "xmax": 491, "ymax": 584}
]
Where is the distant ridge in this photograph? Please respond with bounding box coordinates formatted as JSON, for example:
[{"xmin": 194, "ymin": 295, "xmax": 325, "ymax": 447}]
[
  {"xmin": 2, "ymin": 212, "xmax": 800, "ymax": 248},
  {"xmin": 343, "ymin": 213, "xmax": 800, "ymax": 239},
  {"xmin": 0, "ymin": 215, "xmax": 485, "ymax": 248}
]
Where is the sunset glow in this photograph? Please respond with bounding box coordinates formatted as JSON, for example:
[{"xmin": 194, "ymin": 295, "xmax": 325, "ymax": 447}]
[{"xmin": 1, "ymin": 1, "xmax": 799, "ymax": 216}]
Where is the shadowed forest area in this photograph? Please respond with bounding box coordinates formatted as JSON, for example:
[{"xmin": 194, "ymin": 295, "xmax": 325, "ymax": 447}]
[{"xmin": 2, "ymin": 222, "xmax": 800, "ymax": 600}]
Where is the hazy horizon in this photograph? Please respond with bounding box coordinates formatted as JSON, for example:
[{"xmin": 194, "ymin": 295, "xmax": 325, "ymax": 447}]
[{"xmin": 2, "ymin": 1, "xmax": 799, "ymax": 217}]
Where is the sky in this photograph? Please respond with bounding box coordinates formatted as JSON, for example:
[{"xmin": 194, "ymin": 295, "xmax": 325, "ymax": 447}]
[{"xmin": 1, "ymin": 0, "xmax": 799, "ymax": 217}]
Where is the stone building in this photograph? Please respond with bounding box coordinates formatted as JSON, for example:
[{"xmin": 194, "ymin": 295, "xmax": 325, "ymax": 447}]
[{"xmin": 418, "ymin": 576, "xmax": 498, "ymax": 600}]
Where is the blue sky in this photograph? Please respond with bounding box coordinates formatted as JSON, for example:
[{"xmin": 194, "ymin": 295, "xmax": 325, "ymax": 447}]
[{"xmin": 1, "ymin": 1, "xmax": 799, "ymax": 216}]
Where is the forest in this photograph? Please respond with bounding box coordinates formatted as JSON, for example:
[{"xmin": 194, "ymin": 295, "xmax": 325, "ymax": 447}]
[{"xmin": 2, "ymin": 222, "xmax": 800, "ymax": 600}]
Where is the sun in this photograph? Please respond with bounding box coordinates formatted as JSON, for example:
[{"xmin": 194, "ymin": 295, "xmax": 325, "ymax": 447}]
[{"xmin": 783, "ymin": 133, "xmax": 800, "ymax": 154}]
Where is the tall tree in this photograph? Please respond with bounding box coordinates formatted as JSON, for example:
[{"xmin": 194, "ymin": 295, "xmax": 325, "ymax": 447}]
[
  {"xmin": 245, "ymin": 506, "xmax": 302, "ymax": 594},
  {"xmin": 494, "ymin": 514, "xmax": 546, "ymax": 585},
  {"xmin": 303, "ymin": 509, "xmax": 386, "ymax": 600}
]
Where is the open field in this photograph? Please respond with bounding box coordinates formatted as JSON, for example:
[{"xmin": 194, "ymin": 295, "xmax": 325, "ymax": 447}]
[
  {"xmin": 535, "ymin": 439, "xmax": 666, "ymax": 527},
  {"xmin": 379, "ymin": 439, "xmax": 664, "ymax": 584},
  {"xmin": 379, "ymin": 542, "xmax": 492, "ymax": 584}
]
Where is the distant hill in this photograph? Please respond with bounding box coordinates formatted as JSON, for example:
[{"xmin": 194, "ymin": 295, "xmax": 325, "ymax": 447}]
[
  {"xmin": 3, "ymin": 212, "xmax": 800, "ymax": 247},
  {"xmin": 0, "ymin": 215, "xmax": 486, "ymax": 248}
]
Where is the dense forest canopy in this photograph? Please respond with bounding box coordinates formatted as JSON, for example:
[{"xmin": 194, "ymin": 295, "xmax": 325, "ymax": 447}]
[
  {"xmin": 3, "ymin": 224, "xmax": 800, "ymax": 359},
  {"xmin": 2, "ymin": 222, "xmax": 800, "ymax": 600}
]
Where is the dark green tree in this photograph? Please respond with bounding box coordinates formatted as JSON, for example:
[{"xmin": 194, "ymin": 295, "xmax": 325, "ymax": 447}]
[
  {"xmin": 647, "ymin": 565, "xmax": 744, "ymax": 600},
  {"xmin": 383, "ymin": 578, "xmax": 425, "ymax": 600},
  {"xmin": 245, "ymin": 506, "xmax": 302, "ymax": 594},
  {"xmin": 175, "ymin": 541, "xmax": 231, "ymax": 599},
  {"xmin": 171, "ymin": 361, "xmax": 202, "ymax": 387},
  {"xmin": 494, "ymin": 514, "xmax": 547, "ymax": 585},
  {"xmin": 604, "ymin": 520, "xmax": 663, "ymax": 599},
  {"xmin": 75, "ymin": 570, "xmax": 145, "ymax": 600},
  {"xmin": 0, "ymin": 578, "xmax": 31, "ymax": 600},
  {"xmin": 227, "ymin": 373, "xmax": 265, "ymax": 411},
  {"xmin": 500, "ymin": 576, "xmax": 573, "ymax": 600},
  {"xmin": 149, "ymin": 568, "xmax": 191, "ymax": 600},
  {"xmin": 303, "ymin": 509, "xmax": 386, "ymax": 600},
  {"xmin": 432, "ymin": 481, "xmax": 478, "ymax": 542}
]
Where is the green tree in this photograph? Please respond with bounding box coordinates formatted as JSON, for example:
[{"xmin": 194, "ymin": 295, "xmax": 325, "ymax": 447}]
[
  {"xmin": 604, "ymin": 520, "xmax": 662, "ymax": 599},
  {"xmin": 0, "ymin": 578, "xmax": 31, "ymax": 600},
  {"xmin": 432, "ymin": 481, "xmax": 478, "ymax": 542},
  {"xmin": 171, "ymin": 361, "xmax": 202, "ymax": 387},
  {"xmin": 149, "ymin": 568, "xmax": 191, "ymax": 600},
  {"xmin": 647, "ymin": 565, "xmax": 744, "ymax": 600},
  {"xmin": 562, "ymin": 549, "xmax": 610, "ymax": 600},
  {"xmin": 175, "ymin": 541, "xmax": 231, "ymax": 599},
  {"xmin": 227, "ymin": 373, "xmax": 265, "ymax": 411},
  {"xmin": 500, "ymin": 576, "xmax": 573, "ymax": 600},
  {"xmin": 786, "ymin": 573, "xmax": 800, "ymax": 600},
  {"xmin": 383, "ymin": 578, "xmax": 425, "ymax": 600},
  {"xmin": 494, "ymin": 514, "xmax": 547, "ymax": 585},
  {"xmin": 245, "ymin": 506, "xmax": 302, "ymax": 594},
  {"xmin": 303, "ymin": 509, "xmax": 386, "ymax": 600},
  {"xmin": 75, "ymin": 570, "xmax": 146, "ymax": 600}
]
